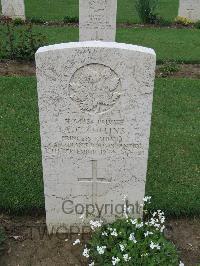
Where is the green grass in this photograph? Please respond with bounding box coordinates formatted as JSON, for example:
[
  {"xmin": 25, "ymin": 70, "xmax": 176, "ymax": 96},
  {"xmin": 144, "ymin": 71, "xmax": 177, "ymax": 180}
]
[
  {"xmin": 0, "ymin": 77, "xmax": 44, "ymax": 212},
  {"xmin": 0, "ymin": 25, "xmax": 200, "ymax": 63},
  {"xmin": 0, "ymin": 0, "xmax": 179, "ymax": 23},
  {"xmin": 146, "ymin": 78, "xmax": 200, "ymax": 216},
  {"xmin": 0, "ymin": 77, "xmax": 199, "ymax": 216},
  {"xmin": 116, "ymin": 28, "xmax": 200, "ymax": 63}
]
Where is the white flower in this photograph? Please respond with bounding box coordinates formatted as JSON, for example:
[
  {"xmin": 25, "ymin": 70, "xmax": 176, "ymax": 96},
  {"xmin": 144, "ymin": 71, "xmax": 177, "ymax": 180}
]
[
  {"xmin": 143, "ymin": 196, "xmax": 151, "ymax": 202},
  {"xmin": 123, "ymin": 254, "xmax": 131, "ymax": 262},
  {"xmin": 111, "ymin": 228, "xmax": 118, "ymax": 237},
  {"xmin": 89, "ymin": 262, "xmax": 95, "ymax": 266},
  {"xmin": 112, "ymin": 256, "xmax": 120, "ymax": 265},
  {"xmin": 119, "ymin": 244, "xmax": 125, "ymax": 251},
  {"xmin": 90, "ymin": 220, "xmax": 103, "ymax": 231},
  {"xmin": 149, "ymin": 218, "xmax": 155, "ymax": 224},
  {"xmin": 152, "ymin": 211, "xmax": 157, "ymax": 217},
  {"xmin": 102, "ymin": 231, "xmax": 108, "ymax": 236},
  {"xmin": 179, "ymin": 261, "xmax": 184, "ymax": 266},
  {"xmin": 97, "ymin": 245, "xmax": 106, "ymax": 255},
  {"xmin": 144, "ymin": 231, "xmax": 153, "ymax": 237},
  {"xmin": 154, "ymin": 223, "xmax": 161, "ymax": 229},
  {"xmin": 73, "ymin": 239, "xmax": 80, "ymax": 245},
  {"xmin": 83, "ymin": 247, "xmax": 90, "ymax": 258},
  {"xmin": 160, "ymin": 217, "xmax": 165, "ymax": 224},
  {"xmin": 150, "ymin": 241, "xmax": 161, "ymax": 250},
  {"xmin": 160, "ymin": 225, "xmax": 165, "ymax": 232},
  {"xmin": 131, "ymin": 218, "xmax": 137, "ymax": 225},
  {"xmin": 129, "ymin": 233, "xmax": 137, "ymax": 243},
  {"xmin": 136, "ymin": 222, "xmax": 143, "ymax": 229},
  {"xmin": 127, "ymin": 206, "xmax": 133, "ymax": 214}
]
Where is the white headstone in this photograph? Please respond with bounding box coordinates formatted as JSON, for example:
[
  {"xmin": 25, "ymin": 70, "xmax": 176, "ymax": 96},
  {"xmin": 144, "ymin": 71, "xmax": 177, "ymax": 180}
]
[
  {"xmin": 178, "ymin": 0, "xmax": 200, "ymax": 21},
  {"xmin": 1, "ymin": 0, "xmax": 25, "ymax": 20},
  {"xmin": 36, "ymin": 41, "xmax": 156, "ymax": 233},
  {"xmin": 79, "ymin": 0, "xmax": 117, "ymax": 41}
]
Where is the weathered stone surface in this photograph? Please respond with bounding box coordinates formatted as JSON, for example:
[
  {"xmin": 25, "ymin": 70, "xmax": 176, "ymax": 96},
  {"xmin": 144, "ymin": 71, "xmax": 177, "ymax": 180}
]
[
  {"xmin": 36, "ymin": 41, "xmax": 156, "ymax": 232},
  {"xmin": 1, "ymin": 0, "xmax": 25, "ymax": 20},
  {"xmin": 79, "ymin": 0, "xmax": 117, "ymax": 41},
  {"xmin": 178, "ymin": 0, "xmax": 200, "ymax": 21}
]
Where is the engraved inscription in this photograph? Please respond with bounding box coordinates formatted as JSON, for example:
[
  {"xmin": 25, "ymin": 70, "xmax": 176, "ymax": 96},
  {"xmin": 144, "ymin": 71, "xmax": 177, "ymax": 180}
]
[
  {"xmin": 186, "ymin": 8, "xmax": 194, "ymax": 19},
  {"xmin": 69, "ymin": 64, "xmax": 121, "ymax": 114},
  {"xmin": 79, "ymin": 0, "xmax": 117, "ymax": 41},
  {"xmin": 87, "ymin": 0, "xmax": 110, "ymax": 29}
]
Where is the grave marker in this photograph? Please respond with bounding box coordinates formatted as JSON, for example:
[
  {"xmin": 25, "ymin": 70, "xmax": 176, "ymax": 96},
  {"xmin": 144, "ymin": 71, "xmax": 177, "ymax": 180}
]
[
  {"xmin": 1, "ymin": 0, "xmax": 25, "ymax": 20},
  {"xmin": 79, "ymin": 0, "xmax": 117, "ymax": 41},
  {"xmin": 36, "ymin": 41, "xmax": 156, "ymax": 232},
  {"xmin": 178, "ymin": 0, "xmax": 200, "ymax": 21}
]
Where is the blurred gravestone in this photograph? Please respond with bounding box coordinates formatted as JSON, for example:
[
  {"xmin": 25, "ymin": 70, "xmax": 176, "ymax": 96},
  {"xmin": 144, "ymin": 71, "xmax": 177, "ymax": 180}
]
[
  {"xmin": 79, "ymin": 0, "xmax": 117, "ymax": 41},
  {"xmin": 1, "ymin": 0, "xmax": 25, "ymax": 20},
  {"xmin": 178, "ymin": 0, "xmax": 200, "ymax": 21}
]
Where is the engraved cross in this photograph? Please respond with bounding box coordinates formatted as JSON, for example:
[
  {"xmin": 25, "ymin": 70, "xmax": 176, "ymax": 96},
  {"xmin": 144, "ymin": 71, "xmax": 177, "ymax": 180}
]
[{"xmin": 78, "ymin": 160, "xmax": 110, "ymax": 183}]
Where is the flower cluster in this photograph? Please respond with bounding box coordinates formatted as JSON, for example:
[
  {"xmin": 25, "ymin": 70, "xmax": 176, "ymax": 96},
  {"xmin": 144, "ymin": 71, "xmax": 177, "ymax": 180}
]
[
  {"xmin": 97, "ymin": 245, "xmax": 106, "ymax": 255},
  {"xmin": 175, "ymin": 16, "xmax": 193, "ymax": 26},
  {"xmin": 89, "ymin": 220, "xmax": 103, "ymax": 231},
  {"xmin": 83, "ymin": 247, "xmax": 90, "ymax": 258},
  {"xmin": 81, "ymin": 196, "xmax": 182, "ymax": 266}
]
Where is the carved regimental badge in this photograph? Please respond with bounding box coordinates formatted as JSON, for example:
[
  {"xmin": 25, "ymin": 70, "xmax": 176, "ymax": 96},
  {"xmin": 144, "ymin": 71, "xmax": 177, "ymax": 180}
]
[
  {"xmin": 69, "ymin": 64, "xmax": 121, "ymax": 114},
  {"xmin": 89, "ymin": 0, "xmax": 107, "ymax": 10}
]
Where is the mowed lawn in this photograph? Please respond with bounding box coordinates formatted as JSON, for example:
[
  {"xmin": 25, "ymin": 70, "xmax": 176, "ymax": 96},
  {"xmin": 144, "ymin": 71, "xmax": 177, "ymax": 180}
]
[
  {"xmin": 0, "ymin": 0, "xmax": 179, "ymax": 23},
  {"xmin": 0, "ymin": 25, "xmax": 200, "ymax": 63},
  {"xmin": 0, "ymin": 77, "xmax": 199, "ymax": 216}
]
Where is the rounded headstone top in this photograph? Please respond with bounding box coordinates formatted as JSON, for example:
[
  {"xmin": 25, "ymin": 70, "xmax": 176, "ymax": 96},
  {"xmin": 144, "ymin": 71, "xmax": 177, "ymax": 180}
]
[{"xmin": 36, "ymin": 41, "xmax": 156, "ymax": 57}]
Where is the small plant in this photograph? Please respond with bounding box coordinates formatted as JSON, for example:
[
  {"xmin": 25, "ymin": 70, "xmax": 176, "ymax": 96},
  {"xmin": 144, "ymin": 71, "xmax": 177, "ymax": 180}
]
[
  {"xmin": 135, "ymin": 0, "xmax": 159, "ymax": 24},
  {"xmin": 157, "ymin": 17, "xmax": 171, "ymax": 27},
  {"xmin": 0, "ymin": 21, "xmax": 46, "ymax": 61},
  {"xmin": 73, "ymin": 196, "xmax": 183, "ymax": 265},
  {"xmin": 194, "ymin": 20, "xmax": 200, "ymax": 29},
  {"xmin": 13, "ymin": 18, "xmax": 25, "ymax": 26},
  {"xmin": 29, "ymin": 17, "xmax": 46, "ymax": 24},
  {"xmin": 63, "ymin": 16, "xmax": 79, "ymax": 24},
  {"xmin": 0, "ymin": 226, "xmax": 6, "ymax": 253},
  {"xmin": 175, "ymin": 16, "xmax": 193, "ymax": 26},
  {"xmin": 159, "ymin": 61, "xmax": 180, "ymax": 77}
]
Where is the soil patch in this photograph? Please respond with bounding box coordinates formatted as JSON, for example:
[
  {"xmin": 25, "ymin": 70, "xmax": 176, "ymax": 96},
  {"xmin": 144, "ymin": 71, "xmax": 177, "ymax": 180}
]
[
  {"xmin": 0, "ymin": 60, "xmax": 35, "ymax": 77},
  {"xmin": 0, "ymin": 61, "xmax": 200, "ymax": 79},
  {"xmin": 1, "ymin": 19, "xmax": 198, "ymax": 29},
  {"xmin": 156, "ymin": 64, "xmax": 200, "ymax": 79},
  {"xmin": 0, "ymin": 214, "xmax": 200, "ymax": 266},
  {"xmin": 0, "ymin": 214, "xmax": 88, "ymax": 266}
]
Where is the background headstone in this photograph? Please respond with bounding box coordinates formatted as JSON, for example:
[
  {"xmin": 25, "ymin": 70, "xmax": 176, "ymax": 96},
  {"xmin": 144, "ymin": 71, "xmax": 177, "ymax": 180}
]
[
  {"xmin": 1, "ymin": 0, "xmax": 25, "ymax": 20},
  {"xmin": 178, "ymin": 0, "xmax": 200, "ymax": 21},
  {"xmin": 36, "ymin": 41, "xmax": 156, "ymax": 233},
  {"xmin": 79, "ymin": 0, "xmax": 117, "ymax": 41}
]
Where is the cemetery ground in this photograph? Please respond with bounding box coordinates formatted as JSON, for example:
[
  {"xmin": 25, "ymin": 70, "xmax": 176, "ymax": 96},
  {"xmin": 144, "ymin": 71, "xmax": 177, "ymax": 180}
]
[
  {"xmin": 0, "ymin": 77, "xmax": 199, "ymax": 215},
  {"xmin": 0, "ymin": 0, "xmax": 179, "ymax": 23},
  {"xmin": 0, "ymin": 1, "xmax": 200, "ymax": 266},
  {"xmin": 0, "ymin": 76, "xmax": 199, "ymax": 265},
  {"xmin": 0, "ymin": 26, "xmax": 200, "ymax": 63},
  {"xmin": 0, "ymin": 215, "xmax": 199, "ymax": 266}
]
